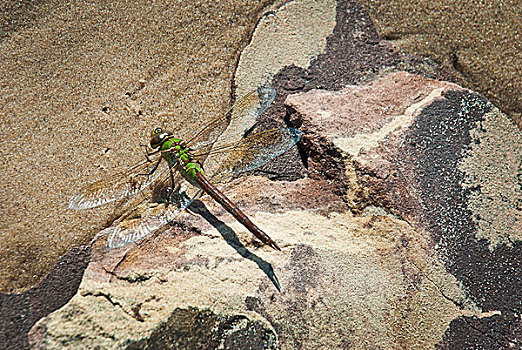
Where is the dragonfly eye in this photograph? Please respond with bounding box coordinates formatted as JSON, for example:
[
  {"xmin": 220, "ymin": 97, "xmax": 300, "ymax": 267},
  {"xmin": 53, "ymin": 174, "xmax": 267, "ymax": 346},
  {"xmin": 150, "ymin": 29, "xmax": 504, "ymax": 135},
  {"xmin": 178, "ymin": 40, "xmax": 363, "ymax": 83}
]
[{"xmin": 151, "ymin": 127, "xmax": 163, "ymax": 137}]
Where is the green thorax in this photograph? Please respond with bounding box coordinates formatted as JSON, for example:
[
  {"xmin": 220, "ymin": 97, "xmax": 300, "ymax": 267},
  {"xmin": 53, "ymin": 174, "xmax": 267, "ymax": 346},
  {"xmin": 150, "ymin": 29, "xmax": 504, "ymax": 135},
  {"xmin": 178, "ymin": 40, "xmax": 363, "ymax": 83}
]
[{"xmin": 159, "ymin": 136, "xmax": 203, "ymax": 185}]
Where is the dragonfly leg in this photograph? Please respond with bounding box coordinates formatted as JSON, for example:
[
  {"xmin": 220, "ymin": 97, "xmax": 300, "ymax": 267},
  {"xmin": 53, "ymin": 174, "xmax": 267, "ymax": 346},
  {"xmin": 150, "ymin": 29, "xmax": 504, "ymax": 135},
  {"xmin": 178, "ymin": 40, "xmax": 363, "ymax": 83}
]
[
  {"xmin": 140, "ymin": 144, "xmax": 160, "ymax": 162},
  {"xmin": 165, "ymin": 167, "xmax": 176, "ymax": 205},
  {"xmin": 138, "ymin": 157, "xmax": 162, "ymax": 177}
]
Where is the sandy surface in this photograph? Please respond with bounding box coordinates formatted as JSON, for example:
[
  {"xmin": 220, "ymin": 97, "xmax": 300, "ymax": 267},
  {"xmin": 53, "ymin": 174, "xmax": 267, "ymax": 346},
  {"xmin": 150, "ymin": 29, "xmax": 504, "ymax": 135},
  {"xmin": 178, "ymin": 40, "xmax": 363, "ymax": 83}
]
[
  {"xmin": 0, "ymin": 0, "xmax": 277, "ymax": 292},
  {"xmin": 358, "ymin": 0, "xmax": 522, "ymax": 128}
]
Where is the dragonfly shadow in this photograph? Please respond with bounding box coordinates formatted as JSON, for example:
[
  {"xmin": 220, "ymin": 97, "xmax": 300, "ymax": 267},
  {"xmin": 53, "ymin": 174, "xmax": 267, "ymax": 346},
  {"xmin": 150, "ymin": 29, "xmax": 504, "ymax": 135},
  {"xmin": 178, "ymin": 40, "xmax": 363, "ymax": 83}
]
[{"xmin": 188, "ymin": 200, "xmax": 281, "ymax": 292}]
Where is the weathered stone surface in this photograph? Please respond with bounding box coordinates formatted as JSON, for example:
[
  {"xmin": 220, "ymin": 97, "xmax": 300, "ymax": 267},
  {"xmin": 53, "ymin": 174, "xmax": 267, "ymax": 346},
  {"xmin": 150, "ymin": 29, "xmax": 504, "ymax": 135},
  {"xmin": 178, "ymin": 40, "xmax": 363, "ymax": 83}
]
[
  {"xmin": 287, "ymin": 71, "xmax": 521, "ymax": 349},
  {"xmin": 0, "ymin": 246, "xmax": 90, "ymax": 350},
  {"xmin": 225, "ymin": 0, "xmax": 338, "ymax": 148},
  {"xmin": 286, "ymin": 71, "xmax": 460, "ymax": 219},
  {"xmin": 28, "ymin": 205, "xmax": 475, "ymax": 349},
  {"xmin": 235, "ymin": 0, "xmax": 337, "ymax": 97},
  {"xmin": 29, "ymin": 71, "xmax": 521, "ymax": 348}
]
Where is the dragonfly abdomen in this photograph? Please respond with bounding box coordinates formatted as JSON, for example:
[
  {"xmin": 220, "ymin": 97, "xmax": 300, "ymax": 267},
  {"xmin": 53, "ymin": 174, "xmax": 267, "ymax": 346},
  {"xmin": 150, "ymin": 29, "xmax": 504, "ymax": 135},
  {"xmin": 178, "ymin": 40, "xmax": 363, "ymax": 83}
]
[{"xmin": 193, "ymin": 170, "xmax": 281, "ymax": 251}]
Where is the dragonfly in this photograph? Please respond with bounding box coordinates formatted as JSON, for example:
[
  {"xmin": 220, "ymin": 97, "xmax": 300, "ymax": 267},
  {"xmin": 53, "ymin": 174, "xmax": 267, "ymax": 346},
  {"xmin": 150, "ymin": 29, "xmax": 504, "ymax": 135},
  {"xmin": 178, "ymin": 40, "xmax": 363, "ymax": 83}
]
[{"xmin": 69, "ymin": 87, "xmax": 301, "ymax": 251}]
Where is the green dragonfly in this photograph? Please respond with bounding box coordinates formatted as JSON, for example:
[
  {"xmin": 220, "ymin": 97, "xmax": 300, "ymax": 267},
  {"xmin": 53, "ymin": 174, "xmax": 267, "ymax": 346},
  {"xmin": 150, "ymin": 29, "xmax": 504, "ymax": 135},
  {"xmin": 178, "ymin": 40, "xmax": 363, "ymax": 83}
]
[{"xmin": 69, "ymin": 87, "xmax": 301, "ymax": 250}]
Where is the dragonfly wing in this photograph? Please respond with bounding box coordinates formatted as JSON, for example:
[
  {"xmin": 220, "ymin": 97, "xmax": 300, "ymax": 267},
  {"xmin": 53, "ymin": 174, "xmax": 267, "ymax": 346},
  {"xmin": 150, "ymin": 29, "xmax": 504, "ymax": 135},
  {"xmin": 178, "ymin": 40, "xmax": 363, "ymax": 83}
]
[
  {"xmin": 107, "ymin": 172, "xmax": 202, "ymax": 248},
  {"xmin": 187, "ymin": 86, "xmax": 276, "ymax": 164},
  {"xmin": 205, "ymin": 127, "xmax": 302, "ymax": 182},
  {"xmin": 69, "ymin": 155, "xmax": 165, "ymax": 210}
]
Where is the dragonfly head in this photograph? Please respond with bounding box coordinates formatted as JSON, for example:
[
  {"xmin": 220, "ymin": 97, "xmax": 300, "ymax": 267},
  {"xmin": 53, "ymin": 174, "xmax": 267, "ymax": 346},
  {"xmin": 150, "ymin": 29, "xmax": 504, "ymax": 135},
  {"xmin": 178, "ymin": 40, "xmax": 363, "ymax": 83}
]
[{"xmin": 150, "ymin": 127, "xmax": 173, "ymax": 149}]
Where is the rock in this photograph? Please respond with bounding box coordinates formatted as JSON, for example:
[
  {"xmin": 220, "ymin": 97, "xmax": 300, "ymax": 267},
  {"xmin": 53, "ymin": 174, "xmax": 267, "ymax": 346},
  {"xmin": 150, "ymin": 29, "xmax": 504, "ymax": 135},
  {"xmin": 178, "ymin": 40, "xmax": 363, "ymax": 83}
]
[
  {"xmin": 29, "ymin": 71, "xmax": 520, "ymax": 348},
  {"xmin": 0, "ymin": 246, "xmax": 90, "ymax": 350},
  {"xmin": 287, "ymin": 71, "xmax": 521, "ymax": 349}
]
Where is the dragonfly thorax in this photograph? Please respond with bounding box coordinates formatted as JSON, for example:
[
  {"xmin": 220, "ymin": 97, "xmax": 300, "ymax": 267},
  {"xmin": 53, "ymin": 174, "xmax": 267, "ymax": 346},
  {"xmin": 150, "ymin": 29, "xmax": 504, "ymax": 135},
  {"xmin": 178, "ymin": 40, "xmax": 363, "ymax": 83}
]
[
  {"xmin": 157, "ymin": 134, "xmax": 201, "ymax": 184},
  {"xmin": 150, "ymin": 127, "xmax": 191, "ymax": 168}
]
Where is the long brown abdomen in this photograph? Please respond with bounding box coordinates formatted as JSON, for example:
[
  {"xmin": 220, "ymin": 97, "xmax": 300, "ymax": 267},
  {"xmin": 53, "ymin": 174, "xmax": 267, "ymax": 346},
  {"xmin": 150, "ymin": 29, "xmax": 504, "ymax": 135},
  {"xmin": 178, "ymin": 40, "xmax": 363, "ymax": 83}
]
[{"xmin": 193, "ymin": 170, "xmax": 281, "ymax": 251}]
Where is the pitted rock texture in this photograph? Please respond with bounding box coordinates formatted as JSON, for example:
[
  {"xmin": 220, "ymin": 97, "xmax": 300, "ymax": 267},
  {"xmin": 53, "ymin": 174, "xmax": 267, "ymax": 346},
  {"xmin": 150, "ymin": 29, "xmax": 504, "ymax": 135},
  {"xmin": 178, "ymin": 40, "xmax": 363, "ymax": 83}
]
[{"xmin": 286, "ymin": 71, "xmax": 521, "ymax": 349}]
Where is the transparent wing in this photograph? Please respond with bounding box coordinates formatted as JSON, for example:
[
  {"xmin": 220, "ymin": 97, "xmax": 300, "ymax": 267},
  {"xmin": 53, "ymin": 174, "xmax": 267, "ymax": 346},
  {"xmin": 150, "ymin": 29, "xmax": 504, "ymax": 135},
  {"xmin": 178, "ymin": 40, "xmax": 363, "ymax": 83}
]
[
  {"xmin": 68, "ymin": 155, "xmax": 165, "ymax": 210},
  {"xmin": 106, "ymin": 171, "xmax": 202, "ymax": 248},
  {"xmin": 73, "ymin": 86, "xmax": 281, "ymax": 247},
  {"xmin": 202, "ymin": 127, "xmax": 302, "ymax": 182},
  {"xmin": 104, "ymin": 129, "xmax": 301, "ymax": 249},
  {"xmin": 187, "ymin": 86, "xmax": 276, "ymax": 164}
]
